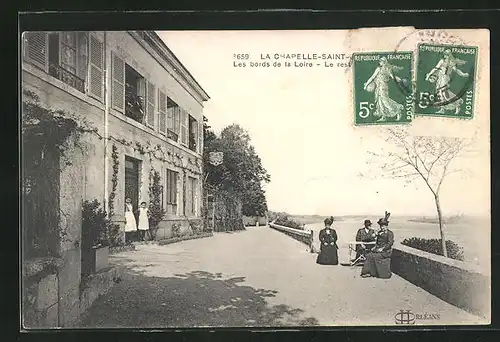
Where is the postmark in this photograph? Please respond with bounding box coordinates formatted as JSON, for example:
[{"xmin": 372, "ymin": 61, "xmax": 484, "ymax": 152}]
[
  {"xmin": 415, "ymin": 43, "xmax": 478, "ymax": 118},
  {"xmin": 352, "ymin": 51, "xmax": 414, "ymax": 126}
]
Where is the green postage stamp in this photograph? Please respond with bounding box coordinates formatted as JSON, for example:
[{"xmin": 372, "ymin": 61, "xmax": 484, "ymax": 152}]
[
  {"xmin": 416, "ymin": 44, "xmax": 478, "ymax": 118},
  {"xmin": 353, "ymin": 52, "xmax": 414, "ymax": 126}
]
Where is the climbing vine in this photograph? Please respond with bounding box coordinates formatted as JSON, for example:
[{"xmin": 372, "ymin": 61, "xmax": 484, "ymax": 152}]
[
  {"xmin": 148, "ymin": 169, "xmax": 166, "ymax": 239},
  {"xmin": 22, "ymin": 89, "xmax": 202, "ymax": 256},
  {"xmin": 108, "ymin": 144, "xmax": 119, "ymax": 217},
  {"xmin": 22, "ymin": 90, "xmax": 98, "ymax": 258}
]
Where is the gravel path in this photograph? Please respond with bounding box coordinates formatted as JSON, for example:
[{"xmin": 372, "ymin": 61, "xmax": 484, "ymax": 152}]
[{"xmin": 80, "ymin": 226, "xmax": 484, "ymax": 328}]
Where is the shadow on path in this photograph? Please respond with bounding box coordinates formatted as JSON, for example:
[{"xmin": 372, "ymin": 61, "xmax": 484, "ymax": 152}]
[{"xmin": 80, "ymin": 259, "xmax": 319, "ymax": 328}]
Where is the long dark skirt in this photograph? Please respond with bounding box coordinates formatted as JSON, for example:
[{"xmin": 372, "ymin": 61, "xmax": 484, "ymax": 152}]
[
  {"xmin": 316, "ymin": 245, "xmax": 339, "ymax": 265},
  {"xmin": 361, "ymin": 252, "xmax": 392, "ymax": 278}
]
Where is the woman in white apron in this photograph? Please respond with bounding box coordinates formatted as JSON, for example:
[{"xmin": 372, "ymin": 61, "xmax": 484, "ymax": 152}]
[
  {"xmin": 124, "ymin": 197, "xmax": 137, "ymax": 242},
  {"xmin": 137, "ymin": 201, "xmax": 150, "ymax": 241}
]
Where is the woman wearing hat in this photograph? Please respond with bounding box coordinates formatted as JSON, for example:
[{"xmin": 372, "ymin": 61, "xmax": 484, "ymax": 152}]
[
  {"xmin": 361, "ymin": 212, "xmax": 394, "ymax": 278},
  {"xmin": 354, "ymin": 219, "xmax": 376, "ymax": 262},
  {"xmin": 316, "ymin": 216, "xmax": 339, "ymax": 265}
]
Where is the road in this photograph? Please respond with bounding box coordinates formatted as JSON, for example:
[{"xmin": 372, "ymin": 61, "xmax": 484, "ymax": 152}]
[{"xmin": 80, "ymin": 226, "xmax": 483, "ymax": 328}]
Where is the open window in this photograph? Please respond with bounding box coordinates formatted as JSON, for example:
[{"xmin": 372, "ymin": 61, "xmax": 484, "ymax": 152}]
[
  {"xmin": 165, "ymin": 169, "xmax": 178, "ymax": 215},
  {"xmin": 188, "ymin": 115, "xmax": 198, "ymax": 152},
  {"xmin": 167, "ymin": 98, "xmax": 181, "ymax": 142},
  {"xmin": 186, "ymin": 177, "xmax": 197, "ymax": 216},
  {"xmin": 124, "ymin": 64, "xmax": 146, "ymax": 123}
]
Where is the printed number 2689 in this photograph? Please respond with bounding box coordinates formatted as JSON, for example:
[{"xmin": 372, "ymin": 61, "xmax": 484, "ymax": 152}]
[{"xmin": 359, "ymin": 102, "xmax": 375, "ymax": 118}]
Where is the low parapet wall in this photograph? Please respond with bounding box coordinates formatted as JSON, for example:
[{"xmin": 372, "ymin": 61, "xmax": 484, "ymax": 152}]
[
  {"xmin": 269, "ymin": 223, "xmax": 314, "ymax": 252},
  {"xmin": 391, "ymin": 243, "xmax": 490, "ymax": 319}
]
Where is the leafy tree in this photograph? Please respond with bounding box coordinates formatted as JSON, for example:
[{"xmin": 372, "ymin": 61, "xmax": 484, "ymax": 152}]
[{"xmin": 203, "ymin": 121, "xmax": 270, "ymax": 217}]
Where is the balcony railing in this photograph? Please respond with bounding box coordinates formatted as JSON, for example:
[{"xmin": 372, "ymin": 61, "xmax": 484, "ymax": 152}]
[
  {"xmin": 49, "ymin": 63, "xmax": 85, "ymax": 93},
  {"xmin": 167, "ymin": 130, "xmax": 179, "ymax": 142}
]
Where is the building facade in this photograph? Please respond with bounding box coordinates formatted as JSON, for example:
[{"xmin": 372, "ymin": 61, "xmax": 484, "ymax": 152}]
[
  {"xmin": 22, "ymin": 31, "xmax": 209, "ymax": 327},
  {"xmin": 22, "ymin": 30, "xmax": 209, "ymax": 238}
]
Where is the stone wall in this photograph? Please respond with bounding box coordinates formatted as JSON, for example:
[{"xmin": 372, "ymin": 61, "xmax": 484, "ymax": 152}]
[
  {"xmin": 22, "ymin": 258, "xmax": 63, "ymax": 328},
  {"xmin": 391, "ymin": 243, "xmax": 491, "ymax": 319},
  {"xmin": 269, "ymin": 223, "xmax": 314, "ymax": 251},
  {"xmin": 153, "ymin": 218, "xmax": 203, "ymax": 240}
]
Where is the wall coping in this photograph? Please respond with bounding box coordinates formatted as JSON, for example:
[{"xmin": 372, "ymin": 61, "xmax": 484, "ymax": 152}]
[
  {"xmin": 393, "ymin": 242, "xmax": 490, "ymax": 276},
  {"xmin": 23, "ymin": 257, "xmax": 64, "ymax": 279},
  {"xmin": 269, "ymin": 223, "xmax": 311, "ymax": 237}
]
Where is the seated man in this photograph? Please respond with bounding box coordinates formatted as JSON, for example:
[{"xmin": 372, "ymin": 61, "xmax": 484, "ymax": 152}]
[
  {"xmin": 354, "ymin": 219, "xmax": 376, "ymax": 262},
  {"xmin": 361, "ymin": 212, "xmax": 394, "ymax": 279}
]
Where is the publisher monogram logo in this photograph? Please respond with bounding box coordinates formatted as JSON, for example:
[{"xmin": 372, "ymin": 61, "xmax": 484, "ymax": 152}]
[
  {"xmin": 395, "ymin": 310, "xmax": 415, "ymax": 325},
  {"xmin": 395, "ymin": 310, "xmax": 440, "ymax": 325}
]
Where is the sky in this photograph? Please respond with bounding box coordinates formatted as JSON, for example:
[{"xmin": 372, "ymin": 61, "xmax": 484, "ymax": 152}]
[{"xmin": 157, "ymin": 29, "xmax": 490, "ymax": 217}]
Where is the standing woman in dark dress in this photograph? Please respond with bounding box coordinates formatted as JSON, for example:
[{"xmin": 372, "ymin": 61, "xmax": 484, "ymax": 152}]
[
  {"xmin": 361, "ymin": 211, "xmax": 394, "ymax": 279},
  {"xmin": 316, "ymin": 216, "xmax": 339, "ymax": 265}
]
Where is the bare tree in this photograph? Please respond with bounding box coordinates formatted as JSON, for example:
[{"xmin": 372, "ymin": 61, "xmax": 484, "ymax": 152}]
[{"xmin": 362, "ymin": 127, "xmax": 475, "ymax": 257}]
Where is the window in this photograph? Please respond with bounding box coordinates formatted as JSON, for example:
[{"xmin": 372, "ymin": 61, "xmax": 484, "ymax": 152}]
[
  {"xmin": 123, "ymin": 63, "xmax": 146, "ymax": 123},
  {"xmin": 188, "ymin": 115, "xmax": 198, "ymax": 152},
  {"xmin": 158, "ymin": 90, "xmax": 167, "ymax": 134},
  {"xmin": 166, "ymin": 169, "xmax": 178, "ymax": 215},
  {"xmin": 186, "ymin": 177, "xmax": 197, "ymax": 216},
  {"xmin": 167, "ymin": 98, "xmax": 181, "ymax": 142},
  {"xmin": 24, "ymin": 31, "xmax": 88, "ymax": 93},
  {"xmin": 59, "ymin": 32, "xmax": 77, "ymax": 75}
]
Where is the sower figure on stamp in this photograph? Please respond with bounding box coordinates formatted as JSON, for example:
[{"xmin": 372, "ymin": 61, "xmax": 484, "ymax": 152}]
[
  {"xmin": 363, "ymin": 57, "xmax": 406, "ymax": 122},
  {"xmin": 425, "ymin": 49, "xmax": 469, "ymax": 114},
  {"xmin": 361, "ymin": 211, "xmax": 394, "ymax": 279},
  {"xmin": 316, "ymin": 216, "xmax": 339, "ymax": 265},
  {"xmin": 354, "ymin": 219, "xmax": 376, "ymax": 262}
]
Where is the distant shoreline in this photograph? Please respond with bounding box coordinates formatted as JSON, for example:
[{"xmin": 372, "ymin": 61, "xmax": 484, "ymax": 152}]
[{"xmin": 285, "ymin": 215, "xmax": 488, "ymax": 226}]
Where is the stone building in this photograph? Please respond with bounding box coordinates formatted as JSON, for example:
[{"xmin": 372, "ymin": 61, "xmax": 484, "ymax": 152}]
[{"xmin": 21, "ymin": 31, "xmax": 209, "ymax": 327}]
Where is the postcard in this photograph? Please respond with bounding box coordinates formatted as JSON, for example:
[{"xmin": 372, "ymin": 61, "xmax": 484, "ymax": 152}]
[{"xmin": 21, "ymin": 27, "xmax": 490, "ymax": 329}]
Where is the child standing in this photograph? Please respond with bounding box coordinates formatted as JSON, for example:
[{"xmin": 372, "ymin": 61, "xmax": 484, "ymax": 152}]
[
  {"xmin": 124, "ymin": 197, "xmax": 137, "ymax": 243},
  {"xmin": 137, "ymin": 201, "xmax": 150, "ymax": 241}
]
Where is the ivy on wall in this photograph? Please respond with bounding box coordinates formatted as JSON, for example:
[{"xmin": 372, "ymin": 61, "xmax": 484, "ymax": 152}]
[
  {"xmin": 22, "ymin": 90, "xmax": 98, "ymax": 257},
  {"xmin": 108, "ymin": 144, "xmax": 119, "ymax": 217},
  {"xmin": 148, "ymin": 168, "xmax": 166, "ymax": 239},
  {"xmin": 23, "ymin": 88, "xmax": 204, "ymax": 250}
]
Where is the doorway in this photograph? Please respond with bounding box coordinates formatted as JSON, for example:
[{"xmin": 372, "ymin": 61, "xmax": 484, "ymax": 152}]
[{"xmin": 124, "ymin": 156, "xmax": 141, "ymax": 213}]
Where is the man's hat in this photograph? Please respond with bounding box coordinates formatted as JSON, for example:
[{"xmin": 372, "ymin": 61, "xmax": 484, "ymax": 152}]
[{"xmin": 364, "ymin": 219, "xmax": 372, "ymax": 226}]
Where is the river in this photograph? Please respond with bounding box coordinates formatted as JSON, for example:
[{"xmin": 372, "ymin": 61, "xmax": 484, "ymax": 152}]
[{"xmin": 305, "ymin": 216, "xmax": 490, "ymax": 273}]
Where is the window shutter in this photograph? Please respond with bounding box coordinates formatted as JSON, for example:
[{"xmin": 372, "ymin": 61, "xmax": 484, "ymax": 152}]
[
  {"xmin": 193, "ymin": 178, "xmax": 198, "ymax": 215},
  {"xmin": 24, "ymin": 32, "xmax": 48, "ymax": 71},
  {"xmin": 146, "ymin": 81, "xmax": 156, "ymax": 127},
  {"xmin": 180, "ymin": 109, "xmax": 188, "ymax": 146},
  {"xmin": 158, "ymin": 90, "xmax": 167, "ymax": 134},
  {"xmin": 88, "ymin": 34, "xmax": 103, "ymax": 100},
  {"xmin": 198, "ymin": 121, "xmax": 203, "ymax": 154},
  {"xmin": 111, "ymin": 52, "xmax": 125, "ymax": 111},
  {"xmin": 174, "ymin": 107, "xmax": 181, "ymax": 135},
  {"xmin": 186, "ymin": 178, "xmax": 192, "ymax": 216}
]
